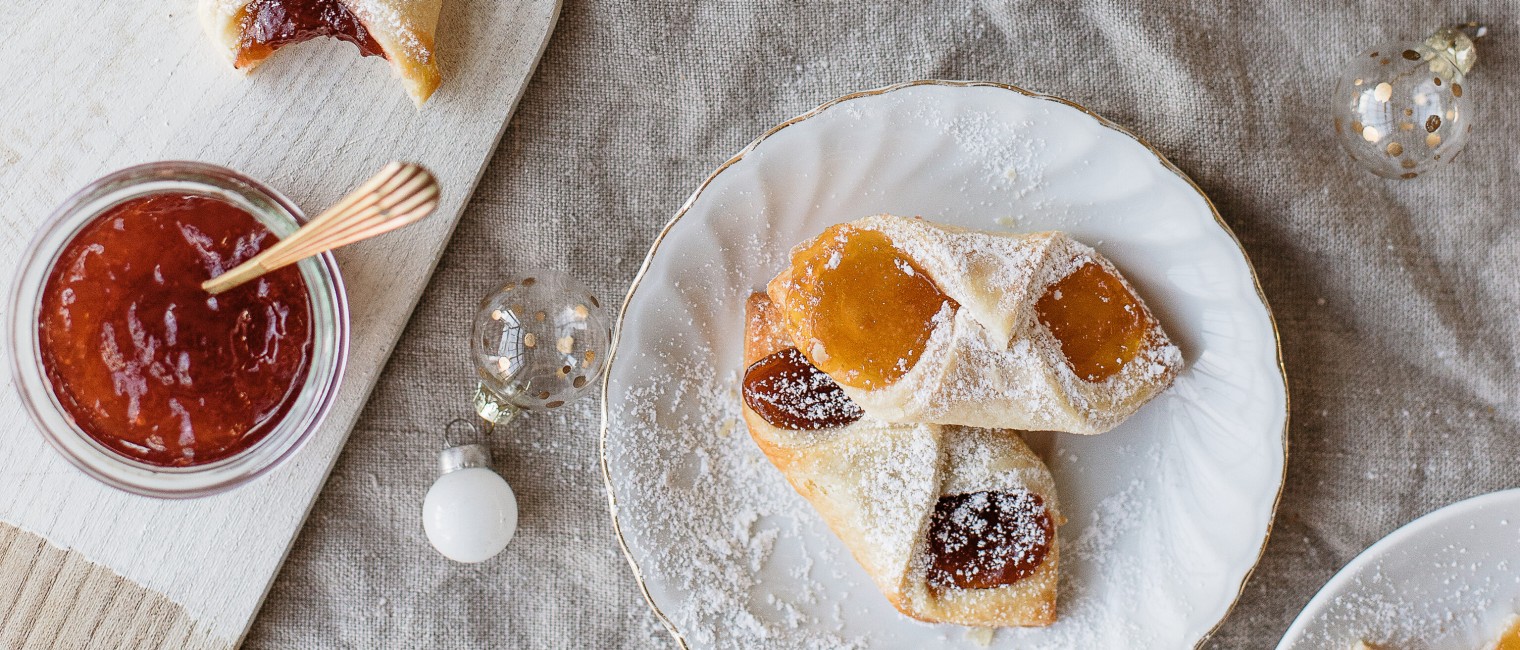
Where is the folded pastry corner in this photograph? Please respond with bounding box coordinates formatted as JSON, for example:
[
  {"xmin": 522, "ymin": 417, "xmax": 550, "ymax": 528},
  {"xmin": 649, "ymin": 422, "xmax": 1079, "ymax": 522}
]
[
  {"xmin": 200, "ymin": 0, "xmax": 443, "ymax": 105},
  {"xmin": 767, "ymin": 215, "xmax": 1182, "ymax": 435},
  {"xmin": 742, "ymin": 293, "xmax": 1060, "ymax": 627}
]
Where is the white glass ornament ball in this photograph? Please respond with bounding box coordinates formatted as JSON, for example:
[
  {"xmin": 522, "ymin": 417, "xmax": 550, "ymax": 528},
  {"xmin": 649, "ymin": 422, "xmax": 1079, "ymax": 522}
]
[{"xmin": 422, "ymin": 445, "xmax": 518, "ymax": 563}]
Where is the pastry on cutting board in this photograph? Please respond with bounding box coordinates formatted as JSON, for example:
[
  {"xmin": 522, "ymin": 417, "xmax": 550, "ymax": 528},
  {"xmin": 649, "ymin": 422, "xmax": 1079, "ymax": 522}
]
[
  {"xmin": 767, "ymin": 214, "xmax": 1182, "ymax": 435},
  {"xmin": 200, "ymin": 0, "xmax": 443, "ymax": 105},
  {"xmin": 742, "ymin": 293, "xmax": 1060, "ymax": 627}
]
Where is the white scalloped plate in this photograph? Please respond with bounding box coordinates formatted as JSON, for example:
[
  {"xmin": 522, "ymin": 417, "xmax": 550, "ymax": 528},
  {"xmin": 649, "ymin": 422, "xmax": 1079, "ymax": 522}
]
[
  {"xmin": 1277, "ymin": 489, "xmax": 1520, "ymax": 650},
  {"xmin": 601, "ymin": 81, "xmax": 1287, "ymax": 649}
]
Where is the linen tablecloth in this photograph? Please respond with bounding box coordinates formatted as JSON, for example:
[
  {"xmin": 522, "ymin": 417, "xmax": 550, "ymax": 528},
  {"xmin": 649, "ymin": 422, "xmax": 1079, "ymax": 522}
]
[{"xmin": 246, "ymin": 1, "xmax": 1520, "ymax": 647}]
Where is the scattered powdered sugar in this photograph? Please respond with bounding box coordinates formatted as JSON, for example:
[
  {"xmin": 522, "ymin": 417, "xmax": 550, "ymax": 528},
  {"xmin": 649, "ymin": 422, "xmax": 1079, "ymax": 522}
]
[
  {"xmin": 1284, "ymin": 515, "xmax": 1520, "ymax": 650},
  {"xmin": 999, "ymin": 477, "xmax": 1168, "ymax": 648},
  {"xmin": 347, "ymin": 0, "xmax": 433, "ymax": 62},
  {"xmin": 926, "ymin": 490, "xmax": 1050, "ymax": 587},
  {"xmin": 609, "ymin": 352, "xmax": 862, "ymax": 649},
  {"xmin": 910, "ymin": 100, "xmax": 1046, "ymax": 200},
  {"xmin": 608, "ymin": 325, "xmax": 1186, "ymax": 648}
]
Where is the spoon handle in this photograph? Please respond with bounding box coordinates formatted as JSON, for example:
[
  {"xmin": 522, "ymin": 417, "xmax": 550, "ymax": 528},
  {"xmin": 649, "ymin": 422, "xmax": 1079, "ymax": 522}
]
[{"xmin": 203, "ymin": 162, "xmax": 440, "ymax": 295}]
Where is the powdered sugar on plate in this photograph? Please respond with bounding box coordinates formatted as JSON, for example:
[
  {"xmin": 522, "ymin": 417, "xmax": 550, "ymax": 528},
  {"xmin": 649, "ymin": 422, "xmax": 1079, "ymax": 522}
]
[
  {"xmin": 606, "ymin": 323, "xmax": 1182, "ymax": 648},
  {"xmin": 1278, "ymin": 490, "xmax": 1520, "ymax": 650}
]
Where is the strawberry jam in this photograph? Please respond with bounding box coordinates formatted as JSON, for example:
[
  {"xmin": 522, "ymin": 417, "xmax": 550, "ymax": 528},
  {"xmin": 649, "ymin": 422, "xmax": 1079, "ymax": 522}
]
[
  {"xmin": 926, "ymin": 490, "xmax": 1053, "ymax": 590},
  {"xmin": 233, "ymin": 0, "xmax": 386, "ymax": 69},
  {"xmin": 742, "ymin": 347, "xmax": 863, "ymax": 430},
  {"xmin": 37, "ymin": 193, "xmax": 312, "ymax": 467}
]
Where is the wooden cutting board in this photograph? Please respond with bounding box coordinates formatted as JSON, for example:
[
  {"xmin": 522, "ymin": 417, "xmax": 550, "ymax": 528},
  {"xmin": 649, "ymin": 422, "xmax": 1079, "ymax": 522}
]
[{"xmin": 0, "ymin": 1, "xmax": 558, "ymax": 647}]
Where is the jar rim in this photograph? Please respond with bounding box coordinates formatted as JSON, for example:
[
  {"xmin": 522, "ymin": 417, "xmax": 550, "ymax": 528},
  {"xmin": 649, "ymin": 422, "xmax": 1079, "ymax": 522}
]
[{"xmin": 6, "ymin": 161, "xmax": 350, "ymax": 498}]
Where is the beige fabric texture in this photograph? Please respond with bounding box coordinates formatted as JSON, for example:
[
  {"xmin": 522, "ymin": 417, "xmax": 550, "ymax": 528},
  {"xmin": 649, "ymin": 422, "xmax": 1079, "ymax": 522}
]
[{"xmin": 244, "ymin": 1, "xmax": 1520, "ymax": 647}]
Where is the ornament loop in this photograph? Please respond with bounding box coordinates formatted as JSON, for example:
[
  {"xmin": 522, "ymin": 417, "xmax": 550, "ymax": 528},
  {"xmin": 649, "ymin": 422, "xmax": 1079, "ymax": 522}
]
[{"xmin": 442, "ymin": 417, "xmax": 485, "ymax": 448}]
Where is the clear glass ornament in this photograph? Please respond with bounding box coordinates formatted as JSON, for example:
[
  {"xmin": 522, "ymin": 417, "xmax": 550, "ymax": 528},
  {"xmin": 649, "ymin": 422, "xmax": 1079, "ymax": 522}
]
[
  {"xmin": 1332, "ymin": 24, "xmax": 1484, "ymax": 179},
  {"xmin": 469, "ymin": 271, "xmax": 611, "ymax": 424}
]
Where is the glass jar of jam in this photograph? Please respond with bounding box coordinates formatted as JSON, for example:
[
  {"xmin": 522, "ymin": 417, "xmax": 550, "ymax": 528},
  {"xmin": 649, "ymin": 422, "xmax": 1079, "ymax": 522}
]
[{"xmin": 6, "ymin": 162, "xmax": 349, "ymax": 498}]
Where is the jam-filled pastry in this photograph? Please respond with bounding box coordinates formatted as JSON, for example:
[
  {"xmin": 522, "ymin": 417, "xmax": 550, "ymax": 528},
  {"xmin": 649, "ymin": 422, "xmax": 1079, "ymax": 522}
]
[
  {"xmin": 743, "ymin": 293, "xmax": 1060, "ymax": 627},
  {"xmin": 200, "ymin": 0, "xmax": 443, "ymax": 105},
  {"xmin": 767, "ymin": 215, "xmax": 1183, "ymax": 435},
  {"xmin": 1495, "ymin": 616, "xmax": 1520, "ymax": 650}
]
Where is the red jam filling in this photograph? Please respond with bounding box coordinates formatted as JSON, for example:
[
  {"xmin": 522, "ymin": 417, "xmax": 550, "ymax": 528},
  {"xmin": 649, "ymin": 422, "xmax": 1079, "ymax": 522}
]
[
  {"xmin": 38, "ymin": 193, "xmax": 313, "ymax": 467},
  {"xmin": 742, "ymin": 347, "xmax": 863, "ymax": 430},
  {"xmin": 926, "ymin": 490, "xmax": 1053, "ymax": 590},
  {"xmin": 234, "ymin": 0, "xmax": 386, "ymax": 69}
]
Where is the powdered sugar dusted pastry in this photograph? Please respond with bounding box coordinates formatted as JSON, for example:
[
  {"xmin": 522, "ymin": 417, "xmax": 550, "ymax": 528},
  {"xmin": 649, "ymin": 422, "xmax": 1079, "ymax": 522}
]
[
  {"xmin": 767, "ymin": 215, "xmax": 1182, "ymax": 435},
  {"xmin": 200, "ymin": 0, "xmax": 443, "ymax": 105},
  {"xmin": 742, "ymin": 294, "xmax": 1060, "ymax": 627}
]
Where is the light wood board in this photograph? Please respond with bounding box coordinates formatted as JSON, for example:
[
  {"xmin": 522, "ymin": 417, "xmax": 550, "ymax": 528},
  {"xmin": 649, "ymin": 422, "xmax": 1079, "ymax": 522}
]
[{"xmin": 0, "ymin": 0, "xmax": 559, "ymax": 646}]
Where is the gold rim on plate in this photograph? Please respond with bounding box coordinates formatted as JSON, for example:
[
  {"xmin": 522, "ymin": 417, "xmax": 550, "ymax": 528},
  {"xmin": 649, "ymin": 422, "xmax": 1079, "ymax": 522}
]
[{"xmin": 597, "ymin": 79, "xmax": 1290, "ymax": 650}]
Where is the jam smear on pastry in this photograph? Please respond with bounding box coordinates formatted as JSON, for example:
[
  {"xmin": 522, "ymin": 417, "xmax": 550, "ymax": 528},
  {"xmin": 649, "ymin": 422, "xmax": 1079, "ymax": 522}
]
[
  {"xmin": 742, "ymin": 346, "xmax": 863, "ymax": 430},
  {"xmin": 233, "ymin": 0, "xmax": 385, "ymax": 68},
  {"xmin": 777, "ymin": 224, "xmax": 957, "ymax": 391},
  {"xmin": 927, "ymin": 490, "xmax": 1053, "ymax": 590},
  {"xmin": 1035, "ymin": 262, "xmax": 1154, "ymax": 383}
]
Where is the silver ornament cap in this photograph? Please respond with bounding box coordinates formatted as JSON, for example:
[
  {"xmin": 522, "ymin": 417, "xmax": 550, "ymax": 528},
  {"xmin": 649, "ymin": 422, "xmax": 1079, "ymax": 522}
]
[{"xmin": 438, "ymin": 443, "xmax": 492, "ymax": 475}]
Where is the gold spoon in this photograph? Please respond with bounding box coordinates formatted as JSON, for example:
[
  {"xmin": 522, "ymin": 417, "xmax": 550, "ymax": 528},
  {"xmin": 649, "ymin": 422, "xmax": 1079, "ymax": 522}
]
[{"xmin": 203, "ymin": 161, "xmax": 440, "ymax": 295}]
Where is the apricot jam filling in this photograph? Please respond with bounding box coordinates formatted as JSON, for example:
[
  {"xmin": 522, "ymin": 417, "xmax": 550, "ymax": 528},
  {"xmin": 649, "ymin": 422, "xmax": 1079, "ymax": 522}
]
[
  {"xmin": 1496, "ymin": 617, "xmax": 1520, "ymax": 650},
  {"xmin": 926, "ymin": 490, "xmax": 1053, "ymax": 590},
  {"xmin": 234, "ymin": 0, "xmax": 385, "ymax": 68},
  {"xmin": 1034, "ymin": 262, "xmax": 1151, "ymax": 383},
  {"xmin": 778, "ymin": 225, "xmax": 956, "ymax": 391}
]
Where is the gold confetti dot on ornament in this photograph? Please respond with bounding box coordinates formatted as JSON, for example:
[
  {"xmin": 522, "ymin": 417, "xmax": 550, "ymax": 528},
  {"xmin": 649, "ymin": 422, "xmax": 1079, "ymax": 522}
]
[
  {"xmin": 1374, "ymin": 83, "xmax": 1393, "ymax": 101},
  {"xmin": 1426, "ymin": 133, "xmax": 1441, "ymax": 147},
  {"xmin": 1452, "ymin": 83, "xmax": 1463, "ymax": 97},
  {"xmin": 1403, "ymin": 49, "xmax": 1421, "ymax": 60},
  {"xmin": 1426, "ymin": 115, "xmax": 1441, "ymax": 132},
  {"xmin": 1362, "ymin": 126, "xmax": 1382, "ymax": 142},
  {"xmin": 1386, "ymin": 142, "xmax": 1403, "ymax": 156}
]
